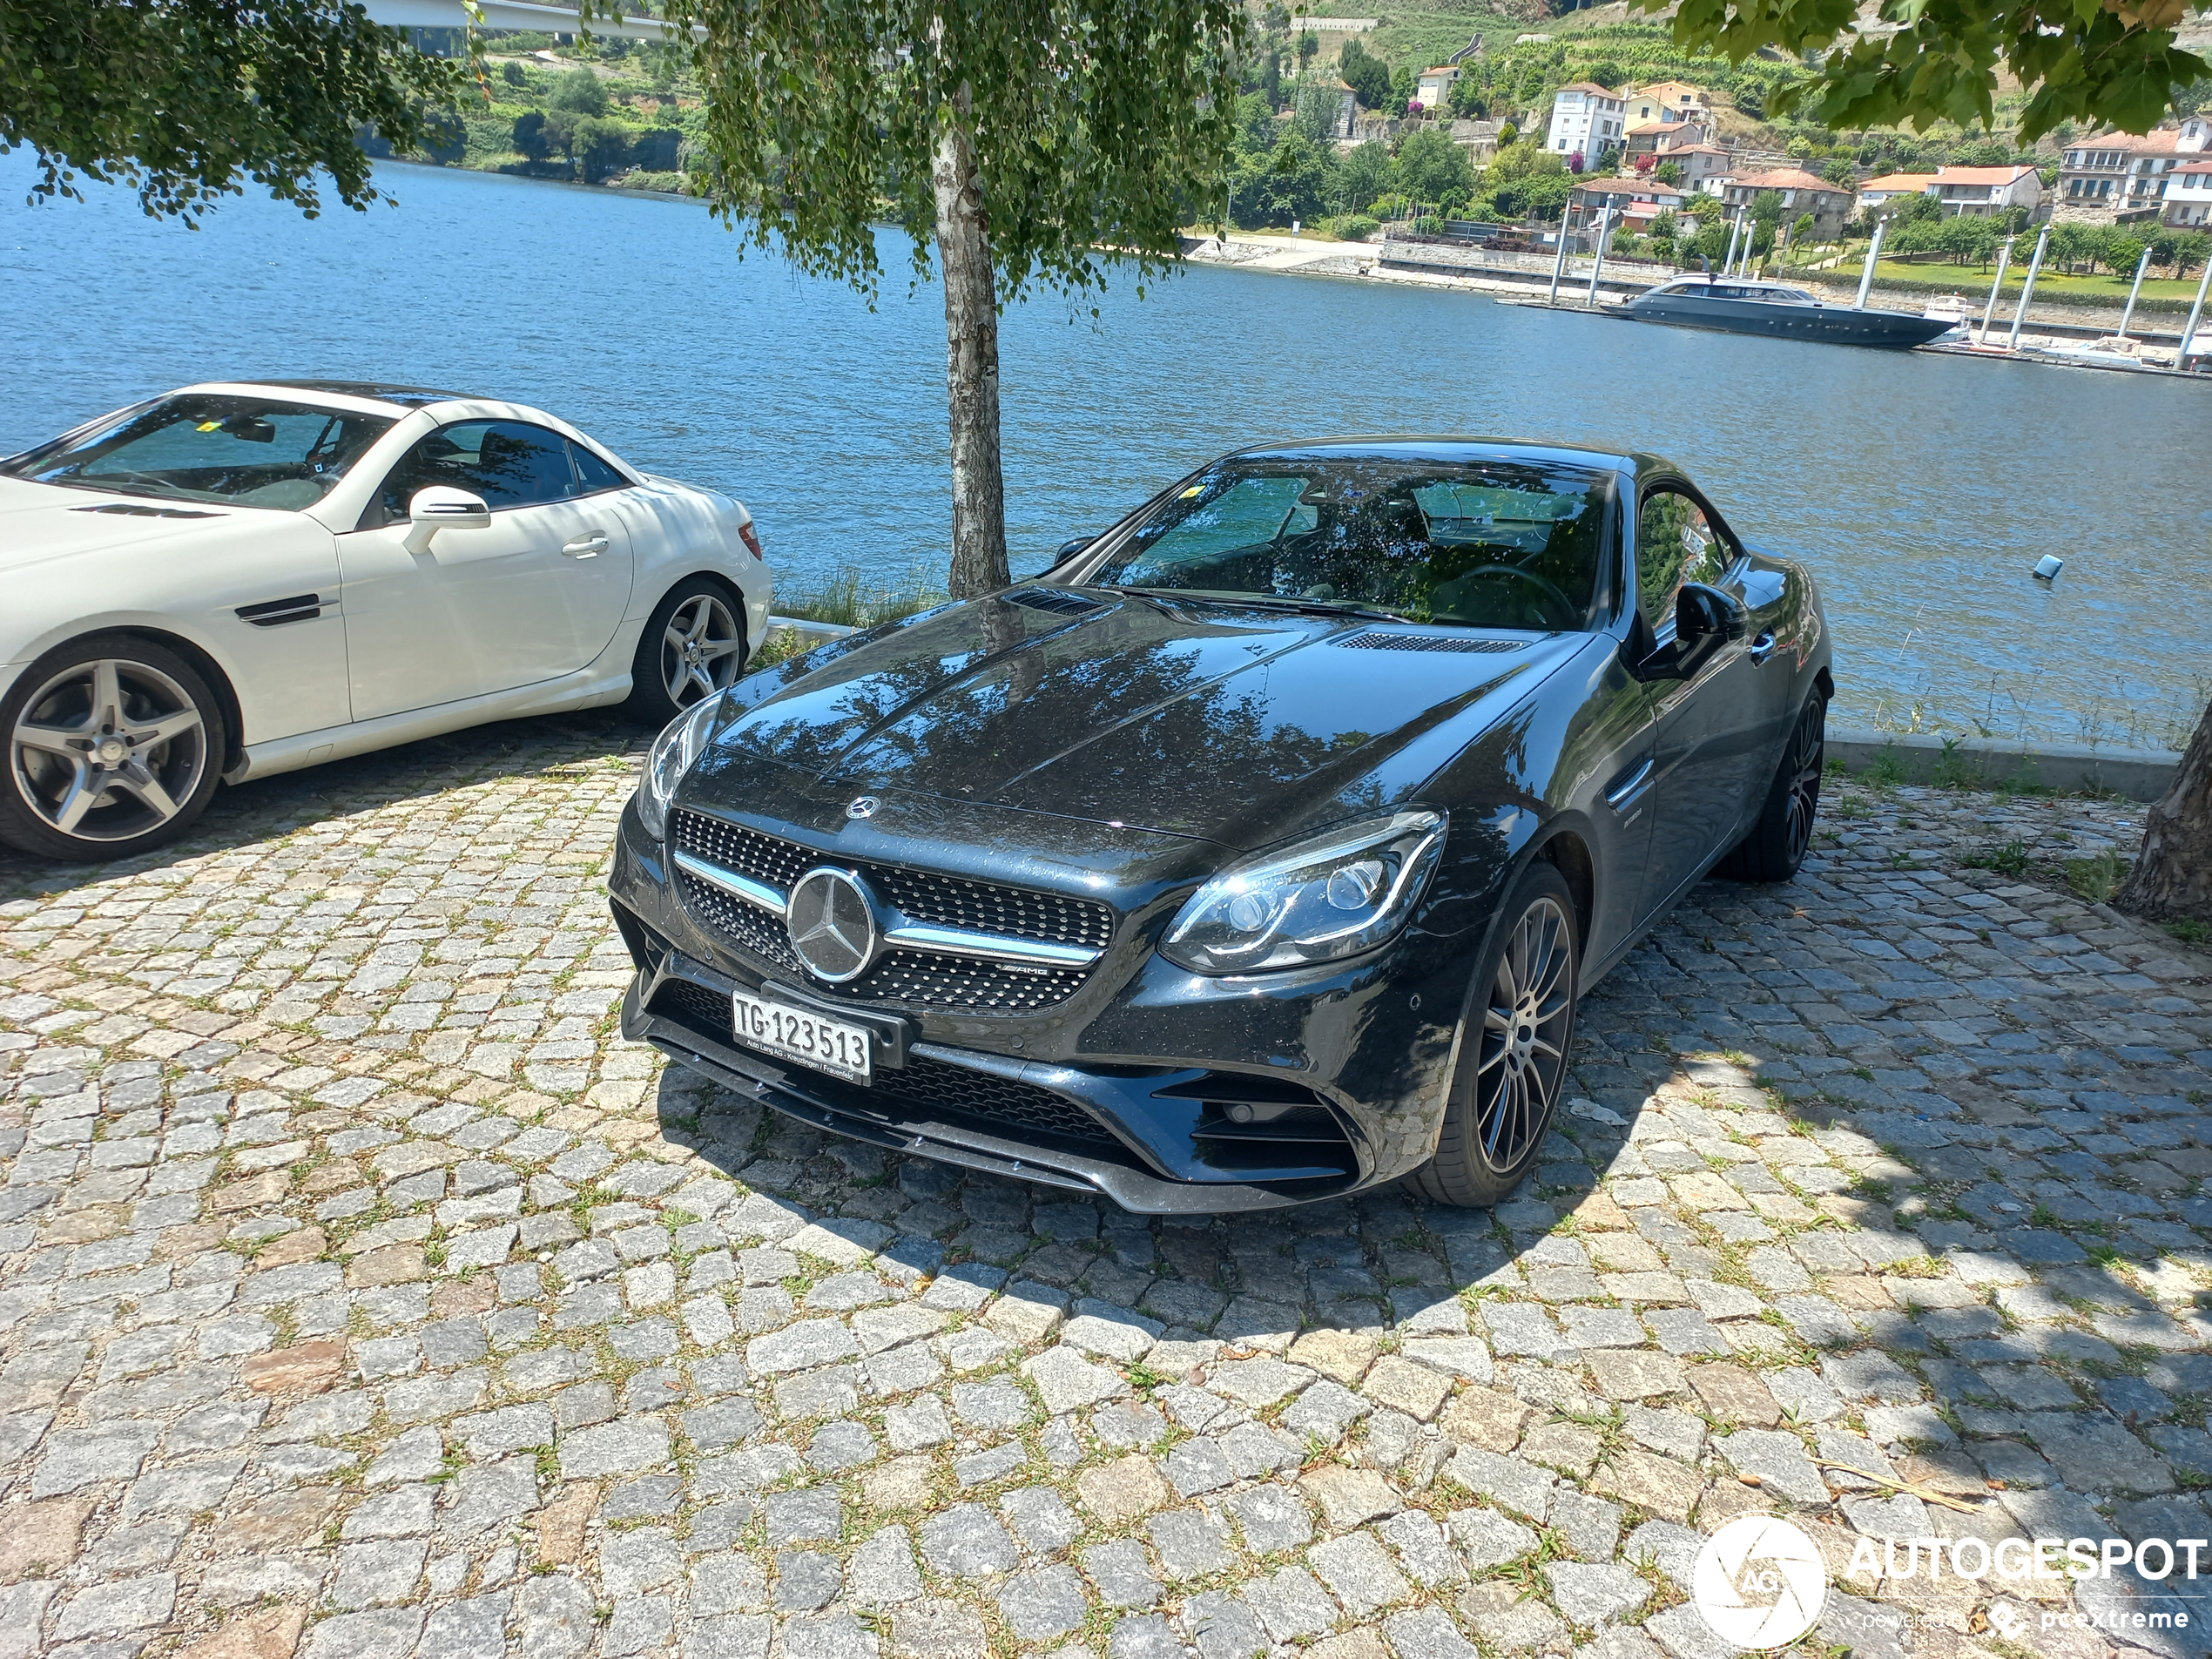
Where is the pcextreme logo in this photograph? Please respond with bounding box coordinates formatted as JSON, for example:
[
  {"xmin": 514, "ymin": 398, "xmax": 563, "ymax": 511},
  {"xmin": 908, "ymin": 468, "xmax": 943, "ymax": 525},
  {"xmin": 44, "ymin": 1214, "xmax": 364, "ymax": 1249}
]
[{"xmin": 1694, "ymin": 1515, "xmax": 1831, "ymax": 1649}]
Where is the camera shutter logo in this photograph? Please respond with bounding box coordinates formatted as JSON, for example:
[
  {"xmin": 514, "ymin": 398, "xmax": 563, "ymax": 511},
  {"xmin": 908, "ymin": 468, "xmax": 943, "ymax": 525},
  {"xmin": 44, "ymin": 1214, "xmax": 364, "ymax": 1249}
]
[
  {"xmin": 1693, "ymin": 1515, "xmax": 1829, "ymax": 1649},
  {"xmin": 786, "ymin": 868, "xmax": 879, "ymax": 983}
]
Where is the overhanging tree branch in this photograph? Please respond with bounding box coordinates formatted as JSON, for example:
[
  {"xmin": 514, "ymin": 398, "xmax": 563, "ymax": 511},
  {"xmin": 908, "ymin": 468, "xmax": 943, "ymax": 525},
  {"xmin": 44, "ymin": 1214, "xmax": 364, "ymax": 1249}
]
[{"xmin": 0, "ymin": 0, "xmax": 466, "ymax": 219}]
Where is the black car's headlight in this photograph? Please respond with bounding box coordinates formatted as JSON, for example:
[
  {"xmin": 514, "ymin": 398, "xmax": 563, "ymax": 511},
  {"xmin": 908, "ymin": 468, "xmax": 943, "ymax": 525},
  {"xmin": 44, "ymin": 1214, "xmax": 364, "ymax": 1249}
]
[
  {"xmin": 1160, "ymin": 810, "xmax": 1447, "ymax": 974},
  {"xmin": 635, "ymin": 693, "xmax": 725, "ymax": 841}
]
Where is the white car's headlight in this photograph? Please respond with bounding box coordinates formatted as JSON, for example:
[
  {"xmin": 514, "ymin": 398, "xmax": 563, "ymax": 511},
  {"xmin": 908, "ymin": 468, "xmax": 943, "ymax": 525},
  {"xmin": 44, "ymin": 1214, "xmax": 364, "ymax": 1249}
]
[
  {"xmin": 636, "ymin": 693, "xmax": 725, "ymax": 840},
  {"xmin": 1160, "ymin": 810, "xmax": 1447, "ymax": 975}
]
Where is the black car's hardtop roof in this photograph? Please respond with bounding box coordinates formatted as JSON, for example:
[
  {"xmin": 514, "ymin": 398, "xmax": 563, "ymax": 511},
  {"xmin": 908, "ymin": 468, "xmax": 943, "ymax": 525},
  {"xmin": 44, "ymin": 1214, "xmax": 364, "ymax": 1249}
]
[
  {"xmin": 1222, "ymin": 435, "xmax": 1642, "ymax": 477},
  {"xmin": 249, "ymin": 379, "xmax": 475, "ymax": 407}
]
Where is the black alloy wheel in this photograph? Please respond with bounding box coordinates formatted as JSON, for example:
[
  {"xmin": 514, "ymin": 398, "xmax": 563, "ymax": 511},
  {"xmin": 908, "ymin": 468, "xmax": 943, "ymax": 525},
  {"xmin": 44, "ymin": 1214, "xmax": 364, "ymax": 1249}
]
[
  {"xmin": 1721, "ymin": 691, "xmax": 1826, "ymax": 883},
  {"xmin": 1411, "ymin": 858, "xmax": 1580, "ymax": 1208}
]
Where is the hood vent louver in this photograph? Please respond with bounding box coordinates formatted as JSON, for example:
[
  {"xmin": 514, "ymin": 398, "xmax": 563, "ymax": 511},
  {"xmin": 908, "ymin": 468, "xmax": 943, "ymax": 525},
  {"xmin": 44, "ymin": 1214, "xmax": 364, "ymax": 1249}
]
[
  {"xmin": 1007, "ymin": 587, "xmax": 1107, "ymax": 617},
  {"xmin": 1333, "ymin": 631, "xmax": 1521, "ymax": 654},
  {"xmin": 72, "ymin": 502, "xmax": 225, "ymax": 520}
]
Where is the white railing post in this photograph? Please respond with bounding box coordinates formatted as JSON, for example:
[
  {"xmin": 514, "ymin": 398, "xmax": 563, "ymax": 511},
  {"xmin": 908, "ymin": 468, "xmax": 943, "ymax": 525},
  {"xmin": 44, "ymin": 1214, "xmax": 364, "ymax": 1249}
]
[{"xmin": 1547, "ymin": 219, "xmax": 1571, "ymax": 302}]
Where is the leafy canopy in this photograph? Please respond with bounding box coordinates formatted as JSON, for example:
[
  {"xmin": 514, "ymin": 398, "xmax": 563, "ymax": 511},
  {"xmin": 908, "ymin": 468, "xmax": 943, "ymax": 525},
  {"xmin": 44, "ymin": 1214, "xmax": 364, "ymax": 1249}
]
[
  {"xmin": 653, "ymin": 0, "xmax": 1246, "ymax": 304},
  {"xmin": 0, "ymin": 0, "xmax": 464, "ymax": 219},
  {"xmin": 1630, "ymin": 0, "xmax": 2209, "ymax": 139}
]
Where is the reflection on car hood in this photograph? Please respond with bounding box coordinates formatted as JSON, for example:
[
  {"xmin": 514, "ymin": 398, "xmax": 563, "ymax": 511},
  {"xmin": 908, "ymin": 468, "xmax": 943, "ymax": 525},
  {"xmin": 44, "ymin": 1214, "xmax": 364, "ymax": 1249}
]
[
  {"xmin": 693, "ymin": 589, "xmax": 1581, "ymax": 849},
  {"xmin": 0, "ymin": 476, "xmax": 253, "ymax": 570}
]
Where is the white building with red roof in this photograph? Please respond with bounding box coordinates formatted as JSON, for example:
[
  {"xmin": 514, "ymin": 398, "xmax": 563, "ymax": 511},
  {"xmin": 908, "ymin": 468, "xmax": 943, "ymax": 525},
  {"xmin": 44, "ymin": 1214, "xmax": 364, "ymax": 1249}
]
[
  {"xmin": 1856, "ymin": 172, "xmax": 1939, "ymax": 212},
  {"xmin": 1546, "ymin": 83, "xmax": 1626, "ymax": 159},
  {"xmin": 2058, "ymin": 118, "xmax": 2209, "ymax": 221}
]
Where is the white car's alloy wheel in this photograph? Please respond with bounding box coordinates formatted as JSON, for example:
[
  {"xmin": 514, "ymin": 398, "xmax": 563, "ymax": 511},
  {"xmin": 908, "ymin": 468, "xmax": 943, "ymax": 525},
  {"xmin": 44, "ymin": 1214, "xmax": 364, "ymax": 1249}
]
[
  {"xmin": 661, "ymin": 592, "xmax": 745, "ymax": 708},
  {"xmin": 10, "ymin": 656, "xmax": 211, "ymax": 846}
]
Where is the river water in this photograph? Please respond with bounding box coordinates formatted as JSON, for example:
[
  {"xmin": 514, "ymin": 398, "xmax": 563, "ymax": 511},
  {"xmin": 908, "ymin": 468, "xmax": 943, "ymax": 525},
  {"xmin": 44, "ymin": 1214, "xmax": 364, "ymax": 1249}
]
[{"xmin": 3, "ymin": 158, "xmax": 2204, "ymax": 745}]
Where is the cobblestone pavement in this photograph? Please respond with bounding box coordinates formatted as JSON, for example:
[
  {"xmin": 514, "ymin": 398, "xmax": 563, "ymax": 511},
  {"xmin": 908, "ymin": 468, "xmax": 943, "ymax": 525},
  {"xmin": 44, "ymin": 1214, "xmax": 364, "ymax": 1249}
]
[{"xmin": 3, "ymin": 716, "xmax": 2209, "ymax": 1659}]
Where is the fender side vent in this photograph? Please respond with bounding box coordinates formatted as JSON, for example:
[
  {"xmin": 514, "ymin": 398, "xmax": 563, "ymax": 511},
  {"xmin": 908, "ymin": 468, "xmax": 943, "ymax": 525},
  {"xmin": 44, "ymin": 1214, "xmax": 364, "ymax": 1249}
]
[
  {"xmin": 1334, "ymin": 631, "xmax": 1521, "ymax": 653},
  {"xmin": 236, "ymin": 594, "xmax": 323, "ymax": 627}
]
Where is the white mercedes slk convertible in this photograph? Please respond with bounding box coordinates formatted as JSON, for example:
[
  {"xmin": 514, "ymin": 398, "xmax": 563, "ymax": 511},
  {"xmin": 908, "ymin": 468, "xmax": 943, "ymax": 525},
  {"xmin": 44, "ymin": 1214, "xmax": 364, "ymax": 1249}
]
[{"xmin": 0, "ymin": 381, "xmax": 772, "ymax": 862}]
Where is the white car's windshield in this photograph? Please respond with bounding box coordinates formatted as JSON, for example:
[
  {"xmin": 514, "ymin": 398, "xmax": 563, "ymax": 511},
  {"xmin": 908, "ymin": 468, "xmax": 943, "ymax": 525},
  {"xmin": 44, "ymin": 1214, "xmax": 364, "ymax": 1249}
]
[{"xmin": 3, "ymin": 395, "xmax": 395, "ymax": 509}]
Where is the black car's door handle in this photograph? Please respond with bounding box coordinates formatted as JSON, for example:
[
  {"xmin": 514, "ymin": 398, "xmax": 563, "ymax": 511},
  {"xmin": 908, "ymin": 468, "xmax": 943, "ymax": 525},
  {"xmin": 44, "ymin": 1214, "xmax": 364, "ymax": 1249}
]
[
  {"xmin": 1748, "ymin": 631, "xmax": 1777, "ymax": 664},
  {"xmin": 1605, "ymin": 756, "xmax": 1655, "ymax": 812}
]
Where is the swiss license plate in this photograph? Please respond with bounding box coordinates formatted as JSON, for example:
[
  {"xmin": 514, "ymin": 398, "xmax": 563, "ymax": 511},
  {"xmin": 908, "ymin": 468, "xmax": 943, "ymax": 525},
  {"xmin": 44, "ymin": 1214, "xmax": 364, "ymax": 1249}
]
[{"xmin": 730, "ymin": 988, "xmax": 873, "ymax": 1084}]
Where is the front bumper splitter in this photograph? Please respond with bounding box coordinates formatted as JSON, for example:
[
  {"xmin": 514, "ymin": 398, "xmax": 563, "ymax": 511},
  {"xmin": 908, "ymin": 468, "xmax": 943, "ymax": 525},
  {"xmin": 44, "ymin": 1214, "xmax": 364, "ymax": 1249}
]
[{"xmin": 621, "ymin": 972, "xmax": 1361, "ymax": 1215}]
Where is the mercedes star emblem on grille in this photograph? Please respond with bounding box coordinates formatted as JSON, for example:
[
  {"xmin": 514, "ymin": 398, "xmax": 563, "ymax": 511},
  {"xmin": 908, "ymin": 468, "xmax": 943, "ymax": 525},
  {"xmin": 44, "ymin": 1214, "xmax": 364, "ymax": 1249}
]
[
  {"xmin": 786, "ymin": 867, "xmax": 880, "ymax": 982},
  {"xmin": 846, "ymin": 796, "xmax": 880, "ymax": 819}
]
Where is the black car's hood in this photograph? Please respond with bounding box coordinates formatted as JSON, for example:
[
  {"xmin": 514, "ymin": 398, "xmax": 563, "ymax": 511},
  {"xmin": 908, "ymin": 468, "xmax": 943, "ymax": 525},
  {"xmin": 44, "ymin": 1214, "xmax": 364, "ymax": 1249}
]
[{"xmin": 698, "ymin": 589, "xmax": 1580, "ymax": 850}]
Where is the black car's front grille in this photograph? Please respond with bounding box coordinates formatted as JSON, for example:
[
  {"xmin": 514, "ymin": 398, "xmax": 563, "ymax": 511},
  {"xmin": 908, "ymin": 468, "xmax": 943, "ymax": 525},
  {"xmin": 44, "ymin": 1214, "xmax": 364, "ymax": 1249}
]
[
  {"xmin": 678, "ymin": 813, "xmax": 816, "ymax": 890},
  {"xmin": 671, "ymin": 809, "xmax": 1116, "ymax": 1013},
  {"xmin": 873, "ymin": 867, "xmax": 1116, "ymax": 952},
  {"xmin": 645, "ymin": 978, "xmax": 1116, "ymax": 1149},
  {"xmin": 677, "ymin": 869, "xmax": 803, "ymax": 974}
]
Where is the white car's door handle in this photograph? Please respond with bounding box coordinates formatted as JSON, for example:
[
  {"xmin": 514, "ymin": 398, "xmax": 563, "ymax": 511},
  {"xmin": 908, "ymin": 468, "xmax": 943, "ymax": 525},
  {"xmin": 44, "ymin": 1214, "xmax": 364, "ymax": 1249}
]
[{"xmin": 562, "ymin": 536, "xmax": 609, "ymax": 558}]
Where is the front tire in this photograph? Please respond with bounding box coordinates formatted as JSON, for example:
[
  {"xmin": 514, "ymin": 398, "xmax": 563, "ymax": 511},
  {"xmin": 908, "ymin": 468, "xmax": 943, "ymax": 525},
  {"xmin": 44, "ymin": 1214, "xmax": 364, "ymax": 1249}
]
[
  {"xmin": 1409, "ymin": 859, "xmax": 1580, "ymax": 1209},
  {"xmin": 1720, "ymin": 691, "xmax": 1825, "ymax": 883},
  {"xmin": 1, "ymin": 635, "xmax": 224, "ymax": 863},
  {"xmin": 627, "ymin": 577, "xmax": 748, "ymax": 726}
]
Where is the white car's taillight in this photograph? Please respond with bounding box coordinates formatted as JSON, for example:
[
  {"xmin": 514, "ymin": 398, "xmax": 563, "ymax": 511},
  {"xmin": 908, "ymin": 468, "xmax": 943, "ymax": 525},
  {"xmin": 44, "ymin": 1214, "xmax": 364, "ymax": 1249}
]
[{"xmin": 738, "ymin": 519, "xmax": 763, "ymax": 561}]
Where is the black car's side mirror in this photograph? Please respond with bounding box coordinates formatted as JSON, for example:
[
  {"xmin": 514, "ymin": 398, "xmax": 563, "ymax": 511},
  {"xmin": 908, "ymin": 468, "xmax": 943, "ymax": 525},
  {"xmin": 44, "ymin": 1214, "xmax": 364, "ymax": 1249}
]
[
  {"xmin": 1676, "ymin": 583, "xmax": 1747, "ymax": 646},
  {"xmin": 1055, "ymin": 534, "xmax": 1098, "ymax": 561},
  {"xmin": 1633, "ymin": 583, "xmax": 1746, "ymax": 681}
]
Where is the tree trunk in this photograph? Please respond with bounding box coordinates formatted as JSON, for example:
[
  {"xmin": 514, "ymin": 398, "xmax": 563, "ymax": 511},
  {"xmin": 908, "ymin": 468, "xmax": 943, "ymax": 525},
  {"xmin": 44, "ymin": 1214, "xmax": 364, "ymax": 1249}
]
[
  {"xmin": 932, "ymin": 95, "xmax": 1008, "ymax": 599},
  {"xmin": 2117, "ymin": 694, "xmax": 2212, "ymax": 922}
]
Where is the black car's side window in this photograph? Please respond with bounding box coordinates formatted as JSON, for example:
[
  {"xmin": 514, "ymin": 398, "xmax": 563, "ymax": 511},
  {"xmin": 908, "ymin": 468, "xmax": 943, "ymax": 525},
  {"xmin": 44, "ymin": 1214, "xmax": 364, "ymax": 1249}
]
[
  {"xmin": 1636, "ymin": 486, "xmax": 1724, "ymax": 634},
  {"xmin": 377, "ymin": 420, "xmax": 582, "ymax": 521}
]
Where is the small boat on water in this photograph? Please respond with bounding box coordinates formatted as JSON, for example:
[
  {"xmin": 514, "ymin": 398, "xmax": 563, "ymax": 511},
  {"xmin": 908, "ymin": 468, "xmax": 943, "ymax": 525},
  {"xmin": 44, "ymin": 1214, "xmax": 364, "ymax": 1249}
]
[
  {"xmin": 1923, "ymin": 293, "xmax": 1972, "ymax": 339},
  {"xmin": 1610, "ymin": 274, "xmax": 1956, "ymax": 348}
]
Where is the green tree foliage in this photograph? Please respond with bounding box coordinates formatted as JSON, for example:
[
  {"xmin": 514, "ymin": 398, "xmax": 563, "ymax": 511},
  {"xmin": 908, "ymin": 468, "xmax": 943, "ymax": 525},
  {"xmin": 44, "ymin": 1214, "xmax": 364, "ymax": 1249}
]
[
  {"xmin": 1294, "ymin": 80, "xmax": 1346, "ymax": 141},
  {"xmin": 0, "ymin": 0, "xmax": 462, "ymax": 220},
  {"xmin": 660, "ymin": 0, "xmax": 1244, "ymax": 595},
  {"xmin": 550, "ymin": 66, "xmax": 610, "ymax": 117},
  {"xmin": 1631, "ymin": 0, "xmax": 2209, "ymax": 138},
  {"xmin": 570, "ymin": 113, "xmax": 630, "ymax": 182},
  {"xmin": 1397, "ymin": 126, "xmax": 1475, "ymax": 205},
  {"xmin": 1338, "ymin": 39, "xmax": 1394, "ymax": 111},
  {"xmin": 1339, "ymin": 140, "xmax": 1397, "ymax": 212},
  {"xmin": 512, "ymin": 108, "xmax": 550, "ymax": 162},
  {"xmin": 1654, "ymin": 160, "xmax": 1683, "ymax": 185},
  {"xmin": 1478, "ymin": 140, "xmax": 1574, "ymax": 221}
]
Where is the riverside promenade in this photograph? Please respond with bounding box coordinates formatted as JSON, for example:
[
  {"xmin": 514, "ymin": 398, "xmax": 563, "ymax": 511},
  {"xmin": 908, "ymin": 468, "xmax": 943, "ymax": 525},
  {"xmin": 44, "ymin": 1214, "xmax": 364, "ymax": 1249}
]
[{"xmin": 1, "ymin": 714, "xmax": 2208, "ymax": 1659}]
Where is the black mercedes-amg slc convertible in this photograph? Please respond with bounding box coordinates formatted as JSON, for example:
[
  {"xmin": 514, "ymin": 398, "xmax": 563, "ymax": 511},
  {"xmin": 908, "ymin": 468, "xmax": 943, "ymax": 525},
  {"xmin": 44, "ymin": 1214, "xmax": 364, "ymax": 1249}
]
[{"xmin": 606, "ymin": 438, "xmax": 1831, "ymax": 1212}]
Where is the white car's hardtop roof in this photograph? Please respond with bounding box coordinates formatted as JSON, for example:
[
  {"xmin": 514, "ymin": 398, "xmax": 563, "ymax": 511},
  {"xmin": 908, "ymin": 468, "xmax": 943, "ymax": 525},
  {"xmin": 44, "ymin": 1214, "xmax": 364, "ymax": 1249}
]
[{"xmin": 183, "ymin": 380, "xmax": 482, "ymax": 419}]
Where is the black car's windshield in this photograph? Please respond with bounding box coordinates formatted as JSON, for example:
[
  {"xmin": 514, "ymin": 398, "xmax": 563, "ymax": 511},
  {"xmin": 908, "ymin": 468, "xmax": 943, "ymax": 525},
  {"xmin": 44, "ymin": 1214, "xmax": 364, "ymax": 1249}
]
[
  {"xmin": 2, "ymin": 395, "xmax": 395, "ymax": 509},
  {"xmin": 1089, "ymin": 453, "xmax": 1615, "ymax": 632}
]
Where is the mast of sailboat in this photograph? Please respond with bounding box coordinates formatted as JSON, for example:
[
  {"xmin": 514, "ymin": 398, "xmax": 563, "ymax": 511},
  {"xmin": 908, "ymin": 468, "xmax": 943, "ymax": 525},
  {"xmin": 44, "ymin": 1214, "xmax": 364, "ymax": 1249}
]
[
  {"xmin": 1977, "ymin": 236, "xmax": 2014, "ymax": 346},
  {"xmin": 1854, "ymin": 216, "xmax": 1888, "ymax": 310},
  {"xmin": 2006, "ymin": 221, "xmax": 2052, "ymax": 353}
]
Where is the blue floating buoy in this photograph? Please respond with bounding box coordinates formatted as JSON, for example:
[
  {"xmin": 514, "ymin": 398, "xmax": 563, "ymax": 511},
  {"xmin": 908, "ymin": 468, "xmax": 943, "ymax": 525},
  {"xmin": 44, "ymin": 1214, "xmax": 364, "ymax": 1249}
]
[{"xmin": 2033, "ymin": 556, "xmax": 2063, "ymax": 583}]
